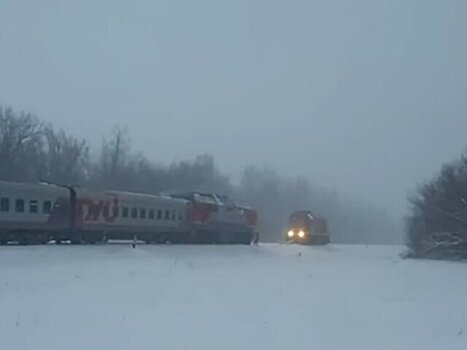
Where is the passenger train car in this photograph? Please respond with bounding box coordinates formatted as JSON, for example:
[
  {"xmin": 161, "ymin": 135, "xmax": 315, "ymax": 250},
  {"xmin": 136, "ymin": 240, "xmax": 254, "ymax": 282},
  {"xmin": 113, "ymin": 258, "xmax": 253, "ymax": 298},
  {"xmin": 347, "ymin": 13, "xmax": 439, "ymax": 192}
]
[
  {"xmin": 0, "ymin": 182, "xmax": 70, "ymax": 245},
  {"xmin": 0, "ymin": 181, "xmax": 257, "ymax": 245},
  {"xmin": 284, "ymin": 210, "xmax": 330, "ymax": 245}
]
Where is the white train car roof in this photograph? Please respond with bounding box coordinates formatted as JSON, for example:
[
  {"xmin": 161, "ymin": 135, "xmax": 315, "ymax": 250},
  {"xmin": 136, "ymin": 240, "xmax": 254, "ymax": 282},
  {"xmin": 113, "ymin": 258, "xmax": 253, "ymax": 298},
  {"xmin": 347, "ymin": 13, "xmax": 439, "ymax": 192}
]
[
  {"xmin": 73, "ymin": 187, "xmax": 189, "ymax": 206},
  {"xmin": 0, "ymin": 180, "xmax": 69, "ymax": 197},
  {"xmin": 107, "ymin": 190, "xmax": 189, "ymax": 207}
]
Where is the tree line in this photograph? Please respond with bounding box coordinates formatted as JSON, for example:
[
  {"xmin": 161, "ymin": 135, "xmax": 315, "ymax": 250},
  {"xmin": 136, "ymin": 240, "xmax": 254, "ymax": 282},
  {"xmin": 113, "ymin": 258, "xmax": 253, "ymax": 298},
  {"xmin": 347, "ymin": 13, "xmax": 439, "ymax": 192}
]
[{"xmin": 0, "ymin": 105, "xmax": 397, "ymax": 243}]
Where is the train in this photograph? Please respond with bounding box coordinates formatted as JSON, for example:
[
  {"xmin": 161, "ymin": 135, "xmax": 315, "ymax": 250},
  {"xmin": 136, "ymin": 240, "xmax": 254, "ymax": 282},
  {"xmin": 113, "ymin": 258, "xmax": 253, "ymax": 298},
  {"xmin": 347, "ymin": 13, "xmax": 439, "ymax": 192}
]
[
  {"xmin": 284, "ymin": 210, "xmax": 330, "ymax": 245},
  {"xmin": 0, "ymin": 181, "xmax": 257, "ymax": 245}
]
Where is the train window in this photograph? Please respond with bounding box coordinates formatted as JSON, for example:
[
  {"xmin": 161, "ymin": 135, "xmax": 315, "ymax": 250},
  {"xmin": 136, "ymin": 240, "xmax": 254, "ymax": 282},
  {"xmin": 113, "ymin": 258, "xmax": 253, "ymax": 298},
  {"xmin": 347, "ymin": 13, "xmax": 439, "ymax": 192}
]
[
  {"xmin": 112, "ymin": 207, "xmax": 119, "ymax": 218},
  {"xmin": 171, "ymin": 210, "xmax": 176, "ymax": 221},
  {"xmin": 103, "ymin": 206, "xmax": 109, "ymax": 218},
  {"xmin": 157, "ymin": 210, "xmax": 162, "ymax": 220},
  {"xmin": 43, "ymin": 201, "xmax": 52, "ymax": 214},
  {"xmin": 140, "ymin": 208, "xmax": 146, "ymax": 219},
  {"xmin": 148, "ymin": 209, "xmax": 155, "ymax": 219},
  {"xmin": 165, "ymin": 210, "xmax": 170, "ymax": 220},
  {"xmin": 131, "ymin": 208, "xmax": 138, "ymax": 219},
  {"xmin": 122, "ymin": 207, "xmax": 129, "ymax": 218},
  {"xmin": 88, "ymin": 204, "xmax": 101, "ymax": 219},
  {"xmin": 178, "ymin": 211, "xmax": 183, "ymax": 221},
  {"xmin": 29, "ymin": 200, "xmax": 39, "ymax": 213},
  {"xmin": 15, "ymin": 199, "xmax": 25, "ymax": 213},
  {"xmin": 0, "ymin": 197, "xmax": 9, "ymax": 212}
]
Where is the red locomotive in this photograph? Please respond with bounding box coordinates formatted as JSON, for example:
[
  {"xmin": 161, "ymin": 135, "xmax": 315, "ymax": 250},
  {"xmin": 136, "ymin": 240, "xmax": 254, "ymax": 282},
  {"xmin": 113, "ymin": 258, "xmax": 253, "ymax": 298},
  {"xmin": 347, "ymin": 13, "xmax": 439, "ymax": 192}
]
[{"xmin": 284, "ymin": 210, "xmax": 330, "ymax": 245}]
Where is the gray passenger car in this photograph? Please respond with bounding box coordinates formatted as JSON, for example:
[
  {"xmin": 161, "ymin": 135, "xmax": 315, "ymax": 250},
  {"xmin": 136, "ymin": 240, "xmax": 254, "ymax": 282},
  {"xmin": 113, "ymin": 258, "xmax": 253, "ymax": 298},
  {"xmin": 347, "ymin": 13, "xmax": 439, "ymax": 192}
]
[{"xmin": 0, "ymin": 181, "xmax": 70, "ymax": 244}]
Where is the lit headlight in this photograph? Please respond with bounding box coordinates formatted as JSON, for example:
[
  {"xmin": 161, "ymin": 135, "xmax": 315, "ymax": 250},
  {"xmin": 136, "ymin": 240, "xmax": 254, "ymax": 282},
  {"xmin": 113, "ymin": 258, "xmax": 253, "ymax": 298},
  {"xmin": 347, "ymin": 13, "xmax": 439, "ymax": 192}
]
[
  {"xmin": 298, "ymin": 230, "xmax": 305, "ymax": 238},
  {"xmin": 287, "ymin": 230, "xmax": 294, "ymax": 237}
]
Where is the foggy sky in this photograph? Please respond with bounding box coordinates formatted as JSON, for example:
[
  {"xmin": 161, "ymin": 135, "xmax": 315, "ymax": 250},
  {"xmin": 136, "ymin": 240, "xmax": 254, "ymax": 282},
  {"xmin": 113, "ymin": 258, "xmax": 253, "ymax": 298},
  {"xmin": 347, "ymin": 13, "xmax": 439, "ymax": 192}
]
[{"xmin": 1, "ymin": 0, "xmax": 466, "ymax": 220}]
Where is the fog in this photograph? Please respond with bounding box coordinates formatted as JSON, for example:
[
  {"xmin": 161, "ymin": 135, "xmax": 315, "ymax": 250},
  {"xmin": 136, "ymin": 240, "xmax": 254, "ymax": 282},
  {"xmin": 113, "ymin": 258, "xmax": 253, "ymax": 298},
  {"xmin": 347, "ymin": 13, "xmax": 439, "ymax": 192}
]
[{"xmin": 1, "ymin": 0, "xmax": 466, "ymax": 241}]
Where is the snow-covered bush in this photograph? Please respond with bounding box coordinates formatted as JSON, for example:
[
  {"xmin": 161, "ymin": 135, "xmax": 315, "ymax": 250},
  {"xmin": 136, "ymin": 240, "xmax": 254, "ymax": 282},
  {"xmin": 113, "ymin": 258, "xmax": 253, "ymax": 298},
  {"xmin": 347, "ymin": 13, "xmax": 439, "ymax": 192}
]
[{"xmin": 406, "ymin": 150, "xmax": 467, "ymax": 259}]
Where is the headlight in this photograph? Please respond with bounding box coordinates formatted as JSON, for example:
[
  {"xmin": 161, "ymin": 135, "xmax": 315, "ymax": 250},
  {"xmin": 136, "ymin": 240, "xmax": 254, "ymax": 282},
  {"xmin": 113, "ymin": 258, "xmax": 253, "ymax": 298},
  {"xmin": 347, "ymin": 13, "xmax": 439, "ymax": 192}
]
[
  {"xmin": 298, "ymin": 230, "xmax": 305, "ymax": 238},
  {"xmin": 287, "ymin": 230, "xmax": 294, "ymax": 237}
]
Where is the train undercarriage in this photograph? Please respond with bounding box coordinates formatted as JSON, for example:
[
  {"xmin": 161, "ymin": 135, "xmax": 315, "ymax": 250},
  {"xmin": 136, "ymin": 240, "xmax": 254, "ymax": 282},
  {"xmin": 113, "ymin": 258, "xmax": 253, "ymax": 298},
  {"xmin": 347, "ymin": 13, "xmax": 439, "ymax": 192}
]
[{"xmin": 0, "ymin": 229, "xmax": 254, "ymax": 245}]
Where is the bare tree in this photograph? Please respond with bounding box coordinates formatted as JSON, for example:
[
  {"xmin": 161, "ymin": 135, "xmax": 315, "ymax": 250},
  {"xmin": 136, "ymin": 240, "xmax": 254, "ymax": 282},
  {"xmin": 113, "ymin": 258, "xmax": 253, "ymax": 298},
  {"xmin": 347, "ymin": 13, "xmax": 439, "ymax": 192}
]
[
  {"xmin": 0, "ymin": 106, "xmax": 44, "ymax": 181},
  {"xmin": 42, "ymin": 126, "xmax": 89, "ymax": 185},
  {"xmin": 165, "ymin": 154, "xmax": 233, "ymax": 194},
  {"xmin": 91, "ymin": 126, "xmax": 131, "ymax": 189}
]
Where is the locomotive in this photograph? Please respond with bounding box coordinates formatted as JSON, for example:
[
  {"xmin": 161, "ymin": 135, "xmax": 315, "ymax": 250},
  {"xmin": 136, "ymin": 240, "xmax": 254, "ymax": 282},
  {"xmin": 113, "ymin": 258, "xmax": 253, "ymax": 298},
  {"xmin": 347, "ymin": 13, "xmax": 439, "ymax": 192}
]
[
  {"xmin": 284, "ymin": 210, "xmax": 330, "ymax": 245},
  {"xmin": 0, "ymin": 181, "xmax": 257, "ymax": 245}
]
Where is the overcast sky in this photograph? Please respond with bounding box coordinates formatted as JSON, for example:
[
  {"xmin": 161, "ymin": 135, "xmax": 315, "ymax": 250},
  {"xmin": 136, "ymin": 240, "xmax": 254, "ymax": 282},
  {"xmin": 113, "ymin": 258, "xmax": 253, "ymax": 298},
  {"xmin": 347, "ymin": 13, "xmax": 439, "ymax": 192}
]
[{"xmin": 1, "ymin": 0, "xmax": 466, "ymax": 220}]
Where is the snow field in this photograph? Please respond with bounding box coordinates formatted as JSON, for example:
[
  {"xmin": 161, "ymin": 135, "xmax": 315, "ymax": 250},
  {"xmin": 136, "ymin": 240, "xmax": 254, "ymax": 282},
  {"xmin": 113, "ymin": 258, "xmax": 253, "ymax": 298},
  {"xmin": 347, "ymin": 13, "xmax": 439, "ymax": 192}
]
[{"xmin": 1, "ymin": 244, "xmax": 466, "ymax": 350}]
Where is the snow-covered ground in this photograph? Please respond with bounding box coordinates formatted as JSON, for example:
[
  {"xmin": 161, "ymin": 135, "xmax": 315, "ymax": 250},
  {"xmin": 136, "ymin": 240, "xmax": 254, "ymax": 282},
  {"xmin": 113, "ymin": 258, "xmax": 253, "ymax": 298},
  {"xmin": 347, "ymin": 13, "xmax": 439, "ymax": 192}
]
[{"xmin": 1, "ymin": 244, "xmax": 466, "ymax": 350}]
